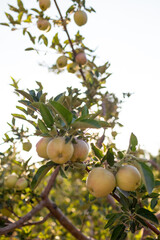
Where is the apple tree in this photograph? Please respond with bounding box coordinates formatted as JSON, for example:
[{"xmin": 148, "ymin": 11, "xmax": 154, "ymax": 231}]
[{"xmin": 0, "ymin": 0, "xmax": 160, "ymax": 239}]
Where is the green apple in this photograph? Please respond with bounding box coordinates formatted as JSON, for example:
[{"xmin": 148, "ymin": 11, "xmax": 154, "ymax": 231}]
[
  {"xmin": 71, "ymin": 139, "xmax": 89, "ymax": 162},
  {"xmin": 37, "ymin": 18, "xmax": 51, "ymax": 32},
  {"xmin": 56, "ymin": 55, "xmax": 68, "ymax": 68},
  {"xmin": 5, "ymin": 174, "xmax": 18, "ymax": 188},
  {"xmin": 74, "ymin": 10, "xmax": 88, "ymax": 26},
  {"xmin": 116, "ymin": 165, "xmax": 141, "ymax": 191},
  {"xmin": 39, "ymin": 0, "xmax": 51, "ymax": 11},
  {"xmin": 86, "ymin": 167, "xmax": 116, "ymax": 198},
  {"xmin": 23, "ymin": 142, "xmax": 32, "ymax": 151},
  {"xmin": 36, "ymin": 137, "xmax": 52, "ymax": 159},
  {"xmin": 67, "ymin": 62, "xmax": 79, "ymax": 73},
  {"xmin": 15, "ymin": 177, "xmax": 28, "ymax": 191},
  {"xmin": 47, "ymin": 137, "xmax": 74, "ymax": 164}
]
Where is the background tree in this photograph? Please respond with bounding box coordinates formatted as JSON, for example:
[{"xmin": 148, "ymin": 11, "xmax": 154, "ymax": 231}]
[{"xmin": 0, "ymin": 0, "xmax": 160, "ymax": 239}]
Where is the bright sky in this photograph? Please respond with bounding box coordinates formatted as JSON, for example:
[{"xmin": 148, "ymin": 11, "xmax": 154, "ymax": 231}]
[{"xmin": 0, "ymin": 0, "xmax": 160, "ymax": 156}]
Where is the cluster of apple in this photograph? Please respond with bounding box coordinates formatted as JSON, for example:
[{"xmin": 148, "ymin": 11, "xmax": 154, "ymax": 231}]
[
  {"xmin": 37, "ymin": 0, "xmax": 88, "ymax": 32},
  {"xmin": 36, "ymin": 0, "xmax": 88, "ymax": 72},
  {"xmin": 86, "ymin": 165, "xmax": 142, "ymax": 198},
  {"xmin": 36, "ymin": 136, "xmax": 89, "ymax": 164},
  {"xmin": 4, "ymin": 174, "xmax": 28, "ymax": 191}
]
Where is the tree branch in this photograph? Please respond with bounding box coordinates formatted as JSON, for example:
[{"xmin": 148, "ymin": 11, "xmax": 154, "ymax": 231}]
[
  {"xmin": 46, "ymin": 198, "xmax": 94, "ymax": 240},
  {"xmin": 41, "ymin": 165, "xmax": 60, "ymax": 199},
  {"xmin": 53, "ymin": 0, "xmax": 87, "ymax": 83},
  {"xmin": 0, "ymin": 200, "xmax": 45, "ymax": 235},
  {"xmin": 22, "ymin": 213, "xmax": 51, "ymax": 226}
]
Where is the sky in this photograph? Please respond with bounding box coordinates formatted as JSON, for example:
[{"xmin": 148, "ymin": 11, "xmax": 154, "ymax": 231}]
[{"xmin": 0, "ymin": 0, "xmax": 160, "ymax": 156}]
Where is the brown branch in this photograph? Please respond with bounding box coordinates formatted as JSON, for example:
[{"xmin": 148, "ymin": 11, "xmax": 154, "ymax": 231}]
[
  {"xmin": 0, "ymin": 200, "xmax": 45, "ymax": 235},
  {"xmin": 41, "ymin": 165, "xmax": 60, "ymax": 199},
  {"xmin": 149, "ymin": 159, "xmax": 160, "ymax": 171},
  {"xmin": 46, "ymin": 198, "xmax": 94, "ymax": 240},
  {"xmin": 53, "ymin": 0, "xmax": 87, "ymax": 83},
  {"xmin": 22, "ymin": 213, "xmax": 51, "ymax": 226}
]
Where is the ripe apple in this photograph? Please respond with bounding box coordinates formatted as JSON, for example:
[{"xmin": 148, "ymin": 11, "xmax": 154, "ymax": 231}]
[
  {"xmin": 71, "ymin": 139, "xmax": 89, "ymax": 162},
  {"xmin": 67, "ymin": 62, "xmax": 79, "ymax": 73},
  {"xmin": 86, "ymin": 167, "xmax": 116, "ymax": 198},
  {"xmin": 75, "ymin": 52, "xmax": 87, "ymax": 65},
  {"xmin": 56, "ymin": 55, "xmax": 68, "ymax": 68},
  {"xmin": 39, "ymin": 0, "xmax": 51, "ymax": 11},
  {"xmin": 74, "ymin": 10, "xmax": 88, "ymax": 26},
  {"xmin": 116, "ymin": 165, "xmax": 141, "ymax": 191},
  {"xmin": 15, "ymin": 177, "xmax": 28, "ymax": 191},
  {"xmin": 47, "ymin": 137, "xmax": 74, "ymax": 164},
  {"xmin": 23, "ymin": 142, "xmax": 32, "ymax": 151},
  {"xmin": 5, "ymin": 174, "xmax": 18, "ymax": 188},
  {"xmin": 37, "ymin": 18, "xmax": 51, "ymax": 32},
  {"xmin": 36, "ymin": 137, "xmax": 52, "ymax": 159}
]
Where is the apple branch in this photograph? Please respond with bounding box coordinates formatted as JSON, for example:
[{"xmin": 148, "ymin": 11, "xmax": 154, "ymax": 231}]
[
  {"xmin": 0, "ymin": 200, "xmax": 45, "ymax": 235},
  {"xmin": 46, "ymin": 198, "xmax": 94, "ymax": 240},
  {"xmin": 53, "ymin": 0, "xmax": 87, "ymax": 83},
  {"xmin": 22, "ymin": 213, "xmax": 52, "ymax": 226}
]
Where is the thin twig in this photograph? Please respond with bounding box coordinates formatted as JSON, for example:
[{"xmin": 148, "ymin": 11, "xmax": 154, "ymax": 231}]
[{"xmin": 22, "ymin": 213, "xmax": 52, "ymax": 226}]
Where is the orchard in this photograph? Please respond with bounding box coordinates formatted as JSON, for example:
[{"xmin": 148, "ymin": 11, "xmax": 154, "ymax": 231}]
[{"xmin": 0, "ymin": 0, "xmax": 160, "ymax": 240}]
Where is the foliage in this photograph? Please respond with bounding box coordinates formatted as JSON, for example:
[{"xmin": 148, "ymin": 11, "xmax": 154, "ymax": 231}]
[{"xmin": 0, "ymin": 0, "xmax": 160, "ymax": 239}]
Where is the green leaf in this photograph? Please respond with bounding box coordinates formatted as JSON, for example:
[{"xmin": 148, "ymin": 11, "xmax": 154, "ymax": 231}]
[
  {"xmin": 12, "ymin": 113, "xmax": 26, "ymax": 120},
  {"xmin": 111, "ymin": 224, "xmax": 126, "ymax": 240},
  {"xmin": 59, "ymin": 167, "xmax": 67, "ymax": 179},
  {"xmin": 16, "ymin": 89, "xmax": 34, "ymax": 101},
  {"xmin": 91, "ymin": 143, "xmax": 103, "ymax": 159},
  {"xmin": 150, "ymin": 198, "xmax": 158, "ymax": 210},
  {"xmin": 81, "ymin": 105, "xmax": 89, "ymax": 117},
  {"xmin": 71, "ymin": 118, "xmax": 101, "ymax": 129},
  {"xmin": 27, "ymin": 31, "xmax": 35, "ymax": 44},
  {"xmin": 38, "ymin": 119, "xmax": 49, "ymax": 134},
  {"xmin": 38, "ymin": 34, "xmax": 48, "ymax": 46},
  {"xmin": 137, "ymin": 162, "xmax": 155, "ymax": 194},
  {"xmin": 136, "ymin": 208, "xmax": 158, "ymax": 225},
  {"xmin": 31, "ymin": 161, "xmax": 55, "ymax": 190},
  {"xmin": 104, "ymin": 213, "xmax": 122, "ymax": 229},
  {"xmin": 40, "ymin": 103, "xmax": 54, "ymax": 128},
  {"xmin": 50, "ymin": 100, "xmax": 73, "ymax": 126},
  {"xmin": 129, "ymin": 132, "xmax": 138, "ymax": 151},
  {"xmin": 102, "ymin": 148, "xmax": 114, "ymax": 166},
  {"xmin": 25, "ymin": 47, "xmax": 35, "ymax": 51}
]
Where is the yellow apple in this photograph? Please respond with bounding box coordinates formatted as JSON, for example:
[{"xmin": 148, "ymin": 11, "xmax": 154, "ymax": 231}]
[
  {"xmin": 116, "ymin": 165, "xmax": 141, "ymax": 191},
  {"xmin": 71, "ymin": 139, "xmax": 89, "ymax": 162},
  {"xmin": 56, "ymin": 55, "xmax": 68, "ymax": 68},
  {"xmin": 67, "ymin": 62, "xmax": 79, "ymax": 73},
  {"xmin": 5, "ymin": 174, "xmax": 18, "ymax": 188},
  {"xmin": 37, "ymin": 18, "xmax": 51, "ymax": 32},
  {"xmin": 15, "ymin": 177, "xmax": 28, "ymax": 191},
  {"xmin": 86, "ymin": 167, "xmax": 116, "ymax": 198},
  {"xmin": 47, "ymin": 137, "xmax": 74, "ymax": 164},
  {"xmin": 36, "ymin": 137, "xmax": 52, "ymax": 159},
  {"xmin": 23, "ymin": 142, "xmax": 32, "ymax": 151},
  {"xmin": 74, "ymin": 10, "xmax": 88, "ymax": 26},
  {"xmin": 39, "ymin": 0, "xmax": 51, "ymax": 11},
  {"xmin": 75, "ymin": 52, "xmax": 87, "ymax": 65}
]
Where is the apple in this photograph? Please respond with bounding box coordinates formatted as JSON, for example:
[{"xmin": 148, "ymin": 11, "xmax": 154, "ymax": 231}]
[
  {"xmin": 74, "ymin": 10, "xmax": 88, "ymax": 26},
  {"xmin": 39, "ymin": 0, "xmax": 51, "ymax": 11},
  {"xmin": 116, "ymin": 165, "xmax": 141, "ymax": 191},
  {"xmin": 5, "ymin": 174, "xmax": 18, "ymax": 188},
  {"xmin": 37, "ymin": 18, "xmax": 51, "ymax": 32},
  {"xmin": 75, "ymin": 52, "xmax": 87, "ymax": 65},
  {"xmin": 12, "ymin": 164, "xmax": 22, "ymax": 174},
  {"xmin": 23, "ymin": 142, "xmax": 32, "ymax": 151},
  {"xmin": 15, "ymin": 177, "xmax": 28, "ymax": 191},
  {"xmin": 56, "ymin": 55, "xmax": 68, "ymax": 68},
  {"xmin": 47, "ymin": 137, "xmax": 74, "ymax": 164},
  {"xmin": 86, "ymin": 167, "xmax": 116, "ymax": 198},
  {"xmin": 36, "ymin": 137, "xmax": 52, "ymax": 159},
  {"xmin": 71, "ymin": 139, "xmax": 89, "ymax": 162},
  {"xmin": 67, "ymin": 62, "xmax": 79, "ymax": 73}
]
